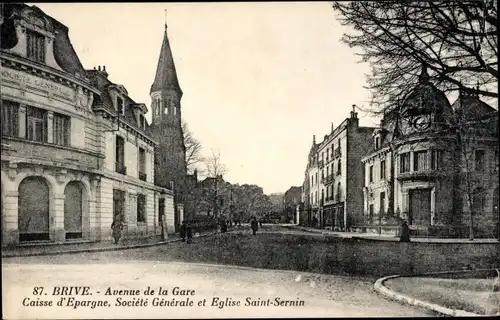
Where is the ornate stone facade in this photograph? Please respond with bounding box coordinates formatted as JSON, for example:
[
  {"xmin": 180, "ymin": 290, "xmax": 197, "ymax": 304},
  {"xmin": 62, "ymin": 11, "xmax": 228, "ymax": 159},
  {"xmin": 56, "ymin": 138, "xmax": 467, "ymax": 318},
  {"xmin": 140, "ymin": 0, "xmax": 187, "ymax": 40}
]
[{"xmin": 1, "ymin": 3, "xmax": 176, "ymax": 247}]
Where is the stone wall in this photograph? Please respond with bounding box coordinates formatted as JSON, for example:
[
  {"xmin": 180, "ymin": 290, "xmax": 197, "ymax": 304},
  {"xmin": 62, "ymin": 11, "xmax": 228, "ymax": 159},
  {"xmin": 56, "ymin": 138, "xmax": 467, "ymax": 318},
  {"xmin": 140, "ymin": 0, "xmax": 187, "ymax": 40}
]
[{"xmin": 213, "ymin": 233, "xmax": 499, "ymax": 277}]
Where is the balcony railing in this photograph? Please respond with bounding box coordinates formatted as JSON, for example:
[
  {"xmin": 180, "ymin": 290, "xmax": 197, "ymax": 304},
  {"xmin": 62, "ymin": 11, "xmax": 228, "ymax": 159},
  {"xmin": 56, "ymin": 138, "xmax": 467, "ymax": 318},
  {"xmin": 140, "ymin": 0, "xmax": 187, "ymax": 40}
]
[
  {"xmin": 139, "ymin": 171, "xmax": 147, "ymax": 181},
  {"xmin": 397, "ymin": 170, "xmax": 447, "ymax": 181},
  {"xmin": 115, "ymin": 162, "xmax": 127, "ymax": 175},
  {"xmin": 322, "ymin": 174, "xmax": 334, "ymax": 184}
]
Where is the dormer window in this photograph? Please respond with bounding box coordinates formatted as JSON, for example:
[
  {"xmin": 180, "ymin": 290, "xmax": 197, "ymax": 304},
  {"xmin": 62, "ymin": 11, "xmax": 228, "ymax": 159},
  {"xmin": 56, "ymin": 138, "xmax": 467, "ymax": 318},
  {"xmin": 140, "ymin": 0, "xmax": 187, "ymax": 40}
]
[
  {"xmin": 375, "ymin": 136, "xmax": 380, "ymax": 149},
  {"xmin": 26, "ymin": 29, "xmax": 45, "ymax": 63},
  {"xmin": 139, "ymin": 114, "xmax": 146, "ymax": 130},
  {"xmin": 116, "ymin": 97, "xmax": 125, "ymax": 115}
]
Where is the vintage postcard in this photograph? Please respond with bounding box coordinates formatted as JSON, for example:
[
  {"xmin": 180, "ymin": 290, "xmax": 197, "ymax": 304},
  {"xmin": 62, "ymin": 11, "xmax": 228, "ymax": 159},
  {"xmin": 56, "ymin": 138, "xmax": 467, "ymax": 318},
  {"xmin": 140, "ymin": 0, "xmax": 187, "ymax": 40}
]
[{"xmin": 1, "ymin": 1, "xmax": 499, "ymax": 319}]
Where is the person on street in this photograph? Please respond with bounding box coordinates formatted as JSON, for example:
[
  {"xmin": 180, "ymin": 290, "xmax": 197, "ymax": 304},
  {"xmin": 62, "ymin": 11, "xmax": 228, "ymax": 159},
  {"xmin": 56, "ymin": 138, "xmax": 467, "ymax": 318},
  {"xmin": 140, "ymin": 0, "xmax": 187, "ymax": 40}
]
[
  {"xmin": 180, "ymin": 220, "xmax": 187, "ymax": 242},
  {"xmin": 400, "ymin": 220, "xmax": 411, "ymax": 242},
  {"xmin": 111, "ymin": 218, "xmax": 124, "ymax": 244},
  {"xmin": 220, "ymin": 219, "xmax": 228, "ymax": 233},
  {"xmin": 186, "ymin": 220, "xmax": 193, "ymax": 244},
  {"xmin": 251, "ymin": 217, "xmax": 259, "ymax": 236},
  {"xmin": 259, "ymin": 219, "xmax": 263, "ymax": 227}
]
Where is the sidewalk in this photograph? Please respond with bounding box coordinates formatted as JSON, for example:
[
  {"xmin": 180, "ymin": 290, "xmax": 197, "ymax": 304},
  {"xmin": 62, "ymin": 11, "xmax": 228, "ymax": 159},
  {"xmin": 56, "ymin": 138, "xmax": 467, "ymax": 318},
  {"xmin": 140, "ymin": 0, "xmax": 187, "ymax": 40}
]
[
  {"xmin": 2, "ymin": 231, "xmax": 218, "ymax": 258},
  {"xmin": 285, "ymin": 225, "xmax": 499, "ymax": 244}
]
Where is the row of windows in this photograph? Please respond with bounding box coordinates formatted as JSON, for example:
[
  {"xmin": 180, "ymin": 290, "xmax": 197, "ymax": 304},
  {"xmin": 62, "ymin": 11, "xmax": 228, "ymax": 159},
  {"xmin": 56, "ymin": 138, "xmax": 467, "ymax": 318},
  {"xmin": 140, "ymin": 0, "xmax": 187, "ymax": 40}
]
[
  {"xmin": 115, "ymin": 135, "xmax": 147, "ymax": 180},
  {"xmin": 152, "ymin": 97, "xmax": 178, "ymax": 116},
  {"xmin": 399, "ymin": 150, "xmax": 443, "ymax": 174},
  {"xmin": 113, "ymin": 189, "xmax": 147, "ymax": 224},
  {"xmin": 368, "ymin": 191, "xmax": 386, "ymax": 217},
  {"xmin": 320, "ymin": 140, "xmax": 342, "ymax": 163},
  {"xmin": 2, "ymin": 100, "xmax": 70, "ymax": 146},
  {"xmin": 116, "ymin": 97, "xmax": 147, "ymax": 130},
  {"xmin": 322, "ymin": 160, "xmax": 341, "ymax": 180}
]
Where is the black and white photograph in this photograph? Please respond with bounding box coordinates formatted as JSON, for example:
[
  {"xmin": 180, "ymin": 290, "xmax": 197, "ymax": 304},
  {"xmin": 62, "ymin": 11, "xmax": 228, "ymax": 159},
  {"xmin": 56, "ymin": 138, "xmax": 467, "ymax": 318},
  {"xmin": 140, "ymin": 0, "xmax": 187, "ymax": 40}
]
[{"xmin": 1, "ymin": 1, "xmax": 499, "ymax": 318}]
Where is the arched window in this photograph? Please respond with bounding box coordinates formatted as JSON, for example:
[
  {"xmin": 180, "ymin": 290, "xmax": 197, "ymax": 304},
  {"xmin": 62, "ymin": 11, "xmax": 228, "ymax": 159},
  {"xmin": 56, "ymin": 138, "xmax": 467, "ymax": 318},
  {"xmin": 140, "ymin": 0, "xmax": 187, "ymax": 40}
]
[
  {"xmin": 19, "ymin": 177, "xmax": 50, "ymax": 241},
  {"xmin": 64, "ymin": 181, "xmax": 84, "ymax": 239}
]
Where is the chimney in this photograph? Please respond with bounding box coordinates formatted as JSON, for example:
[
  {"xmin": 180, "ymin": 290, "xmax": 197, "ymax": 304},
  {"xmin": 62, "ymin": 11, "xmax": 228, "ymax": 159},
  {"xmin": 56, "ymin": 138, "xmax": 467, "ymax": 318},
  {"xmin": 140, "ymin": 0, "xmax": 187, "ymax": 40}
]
[{"xmin": 331, "ymin": 122, "xmax": 334, "ymax": 133}]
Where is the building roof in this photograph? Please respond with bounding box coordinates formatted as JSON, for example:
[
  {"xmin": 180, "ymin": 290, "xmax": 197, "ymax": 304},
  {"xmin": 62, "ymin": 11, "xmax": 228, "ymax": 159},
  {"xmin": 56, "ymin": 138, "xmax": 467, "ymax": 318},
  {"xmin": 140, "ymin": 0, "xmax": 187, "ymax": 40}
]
[
  {"xmin": 451, "ymin": 92, "xmax": 498, "ymax": 121},
  {"xmin": 87, "ymin": 69, "xmax": 154, "ymax": 139},
  {"xmin": 150, "ymin": 25, "xmax": 182, "ymax": 95},
  {"xmin": 1, "ymin": 3, "xmax": 88, "ymax": 79}
]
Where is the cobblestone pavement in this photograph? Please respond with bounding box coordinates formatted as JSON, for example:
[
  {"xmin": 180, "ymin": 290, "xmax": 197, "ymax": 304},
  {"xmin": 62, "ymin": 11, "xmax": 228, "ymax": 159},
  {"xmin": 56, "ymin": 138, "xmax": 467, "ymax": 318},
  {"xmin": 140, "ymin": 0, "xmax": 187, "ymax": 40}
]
[{"xmin": 3, "ymin": 240, "xmax": 435, "ymax": 318}]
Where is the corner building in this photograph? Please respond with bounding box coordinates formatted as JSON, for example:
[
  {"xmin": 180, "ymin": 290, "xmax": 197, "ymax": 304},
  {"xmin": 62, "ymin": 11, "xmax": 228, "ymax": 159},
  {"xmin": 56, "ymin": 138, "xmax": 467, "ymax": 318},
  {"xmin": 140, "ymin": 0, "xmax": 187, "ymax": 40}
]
[
  {"xmin": 362, "ymin": 67, "xmax": 498, "ymax": 237},
  {"xmin": 1, "ymin": 3, "xmax": 175, "ymax": 247}
]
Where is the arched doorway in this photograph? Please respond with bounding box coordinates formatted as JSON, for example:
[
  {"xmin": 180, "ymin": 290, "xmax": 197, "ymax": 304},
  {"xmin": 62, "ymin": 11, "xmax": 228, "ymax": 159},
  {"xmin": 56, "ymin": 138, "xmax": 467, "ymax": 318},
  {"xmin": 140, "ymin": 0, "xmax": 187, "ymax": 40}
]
[
  {"xmin": 18, "ymin": 177, "xmax": 50, "ymax": 242},
  {"xmin": 64, "ymin": 181, "xmax": 84, "ymax": 239}
]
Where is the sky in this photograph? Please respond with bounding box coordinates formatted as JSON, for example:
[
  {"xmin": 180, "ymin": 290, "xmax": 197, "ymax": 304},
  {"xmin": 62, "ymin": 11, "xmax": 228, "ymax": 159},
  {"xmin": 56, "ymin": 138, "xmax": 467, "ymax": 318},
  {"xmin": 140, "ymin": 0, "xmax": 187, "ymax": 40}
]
[{"xmin": 33, "ymin": 2, "xmax": 378, "ymax": 194}]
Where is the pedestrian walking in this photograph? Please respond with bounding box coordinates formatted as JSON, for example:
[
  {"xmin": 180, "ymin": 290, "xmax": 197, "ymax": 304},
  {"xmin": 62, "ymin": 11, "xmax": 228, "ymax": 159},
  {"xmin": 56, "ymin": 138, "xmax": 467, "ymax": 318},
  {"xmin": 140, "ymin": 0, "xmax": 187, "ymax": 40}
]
[
  {"xmin": 111, "ymin": 218, "xmax": 124, "ymax": 244},
  {"xmin": 220, "ymin": 219, "xmax": 227, "ymax": 233},
  {"xmin": 400, "ymin": 220, "xmax": 411, "ymax": 242},
  {"xmin": 186, "ymin": 220, "xmax": 193, "ymax": 244},
  {"xmin": 180, "ymin": 220, "xmax": 187, "ymax": 242},
  {"xmin": 251, "ymin": 217, "xmax": 259, "ymax": 236}
]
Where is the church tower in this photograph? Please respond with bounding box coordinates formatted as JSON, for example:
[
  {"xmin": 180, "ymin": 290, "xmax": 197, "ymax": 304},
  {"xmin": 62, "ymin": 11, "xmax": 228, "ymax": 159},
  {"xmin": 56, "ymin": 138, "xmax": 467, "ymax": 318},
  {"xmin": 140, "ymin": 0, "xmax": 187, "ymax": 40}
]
[{"xmin": 150, "ymin": 19, "xmax": 187, "ymax": 210}]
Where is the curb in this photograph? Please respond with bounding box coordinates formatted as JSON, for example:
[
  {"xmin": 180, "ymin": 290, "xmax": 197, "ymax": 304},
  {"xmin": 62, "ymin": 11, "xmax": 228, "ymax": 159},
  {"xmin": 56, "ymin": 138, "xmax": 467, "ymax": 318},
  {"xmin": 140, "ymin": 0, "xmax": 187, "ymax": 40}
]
[
  {"xmin": 374, "ymin": 274, "xmax": 482, "ymax": 317},
  {"xmin": 2, "ymin": 231, "xmax": 220, "ymax": 258}
]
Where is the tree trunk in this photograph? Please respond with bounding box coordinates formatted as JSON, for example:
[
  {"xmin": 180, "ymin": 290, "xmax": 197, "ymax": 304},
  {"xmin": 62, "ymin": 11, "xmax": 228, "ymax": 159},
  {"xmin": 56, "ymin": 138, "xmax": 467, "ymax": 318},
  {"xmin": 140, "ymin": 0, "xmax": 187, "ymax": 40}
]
[{"xmin": 467, "ymin": 197, "xmax": 474, "ymax": 240}]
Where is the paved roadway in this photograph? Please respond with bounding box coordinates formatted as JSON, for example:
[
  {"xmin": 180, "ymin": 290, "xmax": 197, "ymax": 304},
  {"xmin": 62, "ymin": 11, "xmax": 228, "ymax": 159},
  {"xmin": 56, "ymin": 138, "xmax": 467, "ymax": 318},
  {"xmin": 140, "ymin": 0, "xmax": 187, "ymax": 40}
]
[{"xmin": 2, "ymin": 241, "xmax": 435, "ymax": 319}]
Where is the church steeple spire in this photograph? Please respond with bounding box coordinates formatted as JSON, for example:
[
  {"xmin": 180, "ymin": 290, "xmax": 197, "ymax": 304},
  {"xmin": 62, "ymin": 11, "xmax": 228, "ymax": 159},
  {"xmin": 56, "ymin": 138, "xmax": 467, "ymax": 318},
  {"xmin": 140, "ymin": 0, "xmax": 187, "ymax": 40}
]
[{"xmin": 150, "ymin": 18, "xmax": 182, "ymax": 96}]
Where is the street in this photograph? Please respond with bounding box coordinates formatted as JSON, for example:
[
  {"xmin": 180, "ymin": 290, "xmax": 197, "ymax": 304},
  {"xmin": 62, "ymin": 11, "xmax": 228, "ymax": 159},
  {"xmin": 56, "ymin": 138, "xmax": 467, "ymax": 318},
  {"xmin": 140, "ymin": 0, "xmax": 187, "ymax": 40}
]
[{"xmin": 2, "ymin": 236, "xmax": 434, "ymax": 319}]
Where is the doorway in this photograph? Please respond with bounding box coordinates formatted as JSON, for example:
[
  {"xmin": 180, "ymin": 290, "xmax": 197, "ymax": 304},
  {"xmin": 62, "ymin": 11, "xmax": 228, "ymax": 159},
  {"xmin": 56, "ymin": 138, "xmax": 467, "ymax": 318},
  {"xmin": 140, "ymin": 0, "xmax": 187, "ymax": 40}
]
[{"xmin": 409, "ymin": 188, "xmax": 432, "ymax": 226}]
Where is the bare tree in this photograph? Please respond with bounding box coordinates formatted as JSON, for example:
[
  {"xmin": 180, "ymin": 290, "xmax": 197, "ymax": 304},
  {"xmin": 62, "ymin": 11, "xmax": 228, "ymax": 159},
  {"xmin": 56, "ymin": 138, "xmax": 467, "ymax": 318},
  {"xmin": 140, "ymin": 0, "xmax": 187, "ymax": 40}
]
[
  {"xmin": 203, "ymin": 149, "xmax": 228, "ymax": 218},
  {"xmin": 182, "ymin": 120, "xmax": 203, "ymax": 175},
  {"xmin": 332, "ymin": 1, "xmax": 498, "ymax": 114}
]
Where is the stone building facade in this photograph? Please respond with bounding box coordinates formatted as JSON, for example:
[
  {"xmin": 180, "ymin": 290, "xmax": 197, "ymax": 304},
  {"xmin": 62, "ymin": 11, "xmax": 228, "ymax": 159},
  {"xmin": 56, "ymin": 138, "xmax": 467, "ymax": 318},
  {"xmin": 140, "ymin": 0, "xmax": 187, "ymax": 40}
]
[
  {"xmin": 1, "ymin": 3, "xmax": 175, "ymax": 247},
  {"xmin": 361, "ymin": 67, "xmax": 498, "ymax": 238},
  {"xmin": 301, "ymin": 109, "xmax": 375, "ymax": 229}
]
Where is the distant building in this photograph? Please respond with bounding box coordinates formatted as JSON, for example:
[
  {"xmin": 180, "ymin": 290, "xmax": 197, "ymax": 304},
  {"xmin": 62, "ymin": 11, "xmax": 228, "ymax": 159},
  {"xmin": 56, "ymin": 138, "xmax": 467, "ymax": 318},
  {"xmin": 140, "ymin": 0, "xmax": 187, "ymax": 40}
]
[
  {"xmin": 284, "ymin": 186, "xmax": 302, "ymax": 223},
  {"xmin": 361, "ymin": 66, "xmax": 498, "ymax": 237},
  {"xmin": 1, "ymin": 3, "xmax": 175, "ymax": 247},
  {"xmin": 301, "ymin": 136, "xmax": 319, "ymax": 226},
  {"xmin": 301, "ymin": 109, "xmax": 375, "ymax": 229}
]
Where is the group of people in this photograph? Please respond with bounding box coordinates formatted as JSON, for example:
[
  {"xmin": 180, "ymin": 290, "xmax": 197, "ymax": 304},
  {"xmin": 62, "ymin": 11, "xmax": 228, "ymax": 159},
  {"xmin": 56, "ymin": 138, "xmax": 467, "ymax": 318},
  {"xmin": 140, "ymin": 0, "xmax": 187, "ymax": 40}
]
[{"xmin": 110, "ymin": 215, "xmax": 268, "ymax": 245}]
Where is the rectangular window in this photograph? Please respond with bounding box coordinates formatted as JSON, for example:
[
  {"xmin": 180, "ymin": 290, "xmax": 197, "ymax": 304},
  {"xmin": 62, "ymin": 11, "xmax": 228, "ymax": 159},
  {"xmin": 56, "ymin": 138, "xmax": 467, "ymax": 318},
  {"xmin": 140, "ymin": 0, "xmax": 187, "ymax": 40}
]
[
  {"xmin": 380, "ymin": 160, "xmax": 386, "ymax": 180},
  {"xmin": 26, "ymin": 106, "xmax": 47, "ymax": 142},
  {"xmin": 115, "ymin": 136, "xmax": 126, "ymax": 174},
  {"xmin": 369, "ymin": 204, "xmax": 374, "ymax": 222},
  {"xmin": 369, "ymin": 165, "xmax": 374, "ymax": 183},
  {"xmin": 26, "ymin": 29, "xmax": 45, "ymax": 63},
  {"xmin": 431, "ymin": 150, "xmax": 443, "ymax": 170},
  {"xmin": 475, "ymin": 150, "xmax": 485, "ymax": 172},
  {"xmin": 138, "ymin": 147, "xmax": 146, "ymax": 181},
  {"xmin": 414, "ymin": 150, "xmax": 428, "ymax": 172},
  {"xmin": 400, "ymin": 153, "xmax": 410, "ymax": 173},
  {"xmin": 380, "ymin": 192, "xmax": 386, "ymax": 214},
  {"xmin": 1, "ymin": 100, "xmax": 19, "ymax": 137},
  {"xmin": 53, "ymin": 113, "xmax": 70, "ymax": 146},
  {"xmin": 137, "ymin": 194, "xmax": 146, "ymax": 223}
]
